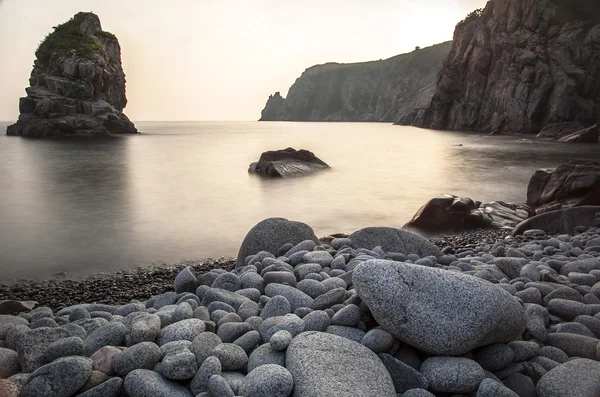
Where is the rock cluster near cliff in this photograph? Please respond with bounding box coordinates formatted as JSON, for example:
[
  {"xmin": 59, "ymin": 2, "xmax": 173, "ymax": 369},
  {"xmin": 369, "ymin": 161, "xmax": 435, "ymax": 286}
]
[
  {"xmin": 408, "ymin": 0, "xmax": 600, "ymax": 134},
  {"xmin": 6, "ymin": 12, "xmax": 137, "ymax": 137},
  {"xmin": 259, "ymin": 42, "xmax": 452, "ymax": 122}
]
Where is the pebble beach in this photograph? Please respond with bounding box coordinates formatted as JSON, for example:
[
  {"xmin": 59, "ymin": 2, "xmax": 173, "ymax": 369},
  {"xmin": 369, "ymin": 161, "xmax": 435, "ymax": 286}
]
[{"xmin": 1, "ymin": 215, "xmax": 600, "ymax": 396}]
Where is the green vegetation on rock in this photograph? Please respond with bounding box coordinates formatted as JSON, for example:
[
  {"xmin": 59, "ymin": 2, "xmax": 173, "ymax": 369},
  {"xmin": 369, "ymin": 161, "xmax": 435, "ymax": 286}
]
[{"xmin": 35, "ymin": 13, "xmax": 105, "ymax": 64}]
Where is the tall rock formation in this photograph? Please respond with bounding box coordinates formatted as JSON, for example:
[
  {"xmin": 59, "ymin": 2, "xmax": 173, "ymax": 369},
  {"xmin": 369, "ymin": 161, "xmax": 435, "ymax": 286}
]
[
  {"xmin": 259, "ymin": 42, "xmax": 452, "ymax": 122},
  {"xmin": 6, "ymin": 12, "xmax": 137, "ymax": 137},
  {"xmin": 408, "ymin": 0, "xmax": 600, "ymax": 134}
]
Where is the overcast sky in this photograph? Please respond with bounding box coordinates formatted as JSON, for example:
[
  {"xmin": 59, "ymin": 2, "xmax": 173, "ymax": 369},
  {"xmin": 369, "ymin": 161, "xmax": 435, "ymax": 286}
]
[{"xmin": 0, "ymin": 0, "xmax": 487, "ymax": 121}]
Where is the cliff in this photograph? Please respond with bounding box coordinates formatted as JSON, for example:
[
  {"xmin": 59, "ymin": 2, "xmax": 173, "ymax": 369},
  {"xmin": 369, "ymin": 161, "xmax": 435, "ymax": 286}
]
[
  {"xmin": 408, "ymin": 0, "xmax": 600, "ymax": 134},
  {"xmin": 259, "ymin": 42, "xmax": 452, "ymax": 122},
  {"xmin": 6, "ymin": 12, "xmax": 137, "ymax": 137}
]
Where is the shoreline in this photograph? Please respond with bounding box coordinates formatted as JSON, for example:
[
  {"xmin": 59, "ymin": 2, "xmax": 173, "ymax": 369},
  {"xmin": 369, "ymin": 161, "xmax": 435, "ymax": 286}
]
[{"xmin": 0, "ymin": 228, "xmax": 510, "ymax": 311}]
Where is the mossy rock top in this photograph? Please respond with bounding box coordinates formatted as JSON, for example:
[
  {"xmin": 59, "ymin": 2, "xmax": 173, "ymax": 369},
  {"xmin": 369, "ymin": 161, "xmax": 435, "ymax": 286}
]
[{"xmin": 35, "ymin": 12, "xmax": 113, "ymax": 65}]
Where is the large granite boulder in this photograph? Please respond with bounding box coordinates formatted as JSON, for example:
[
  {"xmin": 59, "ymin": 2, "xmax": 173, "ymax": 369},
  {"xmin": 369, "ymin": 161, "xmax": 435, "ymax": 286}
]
[
  {"xmin": 286, "ymin": 331, "xmax": 396, "ymax": 397},
  {"xmin": 511, "ymin": 206, "xmax": 600, "ymax": 236},
  {"xmin": 348, "ymin": 227, "xmax": 443, "ymax": 258},
  {"xmin": 236, "ymin": 218, "xmax": 319, "ymax": 268},
  {"xmin": 258, "ymin": 42, "xmax": 452, "ymax": 123},
  {"xmin": 353, "ymin": 260, "xmax": 526, "ymax": 355},
  {"xmin": 248, "ymin": 147, "xmax": 329, "ymax": 178},
  {"xmin": 526, "ymin": 161, "xmax": 600, "ymax": 213},
  {"xmin": 406, "ymin": 0, "xmax": 600, "ymax": 134},
  {"xmin": 6, "ymin": 12, "xmax": 137, "ymax": 137},
  {"xmin": 404, "ymin": 194, "xmax": 533, "ymax": 233}
]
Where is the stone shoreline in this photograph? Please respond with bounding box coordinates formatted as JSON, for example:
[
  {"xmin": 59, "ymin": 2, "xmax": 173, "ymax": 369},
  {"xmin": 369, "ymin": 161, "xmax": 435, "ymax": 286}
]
[
  {"xmin": 0, "ymin": 229, "xmax": 507, "ymax": 312},
  {"xmin": 1, "ymin": 217, "xmax": 600, "ymax": 397}
]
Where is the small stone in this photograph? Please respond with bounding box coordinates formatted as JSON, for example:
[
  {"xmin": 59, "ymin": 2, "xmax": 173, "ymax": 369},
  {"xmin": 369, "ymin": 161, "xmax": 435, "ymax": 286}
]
[
  {"xmin": 20, "ymin": 356, "xmax": 93, "ymax": 397},
  {"xmin": 303, "ymin": 310, "xmax": 331, "ymax": 332},
  {"xmin": 247, "ymin": 343, "xmax": 285, "ymax": 372},
  {"xmin": 190, "ymin": 356, "xmax": 221, "ymax": 395},
  {"xmin": 90, "ymin": 346, "xmax": 121, "ymax": 375},
  {"xmin": 77, "ymin": 377, "xmax": 123, "ymax": 397},
  {"xmin": 83, "ymin": 322, "xmax": 127, "ymax": 356},
  {"xmin": 113, "ymin": 341, "xmax": 161, "ymax": 376},
  {"xmin": 270, "ymin": 330, "xmax": 293, "ymax": 351},
  {"xmin": 208, "ymin": 374, "xmax": 235, "ymax": 397},
  {"xmin": 378, "ymin": 353, "xmax": 428, "ymax": 393},
  {"xmin": 537, "ymin": 358, "xmax": 600, "ymax": 397},
  {"xmin": 331, "ymin": 304, "xmax": 360, "ymax": 326},
  {"xmin": 362, "ymin": 328, "xmax": 394, "ymax": 353},
  {"xmin": 265, "ymin": 284, "xmax": 313, "ymax": 312},
  {"xmin": 159, "ymin": 349, "xmax": 197, "ymax": 380},
  {"xmin": 473, "ymin": 344, "xmax": 514, "ymax": 372},
  {"xmin": 212, "ymin": 343, "xmax": 248, "ymax": 371},
  {"xmin": 0, "ymin": 347, "xmax": 20, "ymax": 378},
  {"xmin": 124, "ymin": 369, "xmax": 193, "ymax": 397},
  {"xmin": 261, "ymin": 295, "xmax": 291, "ymax": 319},
  {"xmin": 241, "ymin": 364, "xmax": 294, "ymax": 397},
  {"xmin": 233, "ymin": 330, "xmax": 261, "ymax": 353},
  {"xmin": 43, "ymin": 336, "xmax": 83, "ymax": 363},
  {"xmin": 420, "ymin": 356, "xmax": 485, "ymax": 393},
  {"xmin": 190, "ymin": 332, "xmax": 222, "ymax": 366},
  {"xmin": 476, "ymin": 378, "xmax": 519, "ymax": 397},
  {"xmin": 156, "ymin": 318, "xmax": 205, "ymax": 346},
  {"xmin": 174, "ymin": 266, "xmax": 198, "ymax": 294}
]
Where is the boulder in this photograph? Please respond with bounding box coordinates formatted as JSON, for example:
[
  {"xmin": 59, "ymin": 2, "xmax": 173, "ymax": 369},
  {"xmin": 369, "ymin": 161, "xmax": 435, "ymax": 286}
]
[
  {"xmin": 248, "ymin": 148, "xmax": 329, "ymax": 178},
  {"xmin": 236, "ymin": 217, "xmax": 319, "ymax": 268},
  {"xmin": 353, "ymin": 260, "xmax": 526, "ymax": 355},
  {"xmin": 286, "ymin": 331, "xmax": 396, "ymax": 397},
  {"xmin": 404, "ymin": 194, "xmax": 533, "ymax": 233},
  {"xmin": 348, "ymin": 227, "xmax": 443, "ymax": 258},
  {"xmin": 526, "ymin": 161, "xmax": 600, "ymax": 214},
  {"xmin": 6, "ymin": 12, "xmax": 136, "ymax": 137},
  {"xmin": 512, "ymin": 206, "xmax": 600, "ymax": 236}
]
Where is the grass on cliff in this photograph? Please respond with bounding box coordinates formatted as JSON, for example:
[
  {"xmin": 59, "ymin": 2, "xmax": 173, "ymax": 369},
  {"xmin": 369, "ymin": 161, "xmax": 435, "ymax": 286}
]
[{"xmin": 35, "ymin": 14, "xmax": 105, "ymax": 65}]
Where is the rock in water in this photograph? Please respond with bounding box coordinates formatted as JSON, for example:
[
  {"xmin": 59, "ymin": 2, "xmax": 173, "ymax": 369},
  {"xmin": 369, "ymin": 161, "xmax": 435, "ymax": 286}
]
[
  {"xmin": 512, "ymin": 206, "xmax": 600, "ymax": 236},
  {"xmin": 407, "ymin": 0, "xmax": 600, "ymax": 134},
  {"xmin": 6, "ymin": 12, "xmax": 137, "ymax": 137},
  {"xmin": 20, "ymin": 356, "xmax": 93, "ymax": 397},
  {"xmin": 348, "ymin": 227, "xmax": 443, "ymax": 258},
  {"xmin": 248, "ymin": 147, "xmax": 330, "ymax": 178},
  {"xmin": 353, "ymin": 260, "xmax": 525, "ymax": 355},
  {"xmin": 236, "ymin": 217, "xmax": 319, "ymax": 268},
  {"xmin": 536, "ymin": 359, "xmax": 600, "ymax": 397},
  {"xmin": 286, "ymin": 331, "xmax": 396, "ymax": 397},
  {"xmin": 526, "ymin": 161, "xmax": 600, "ymax": 214}
]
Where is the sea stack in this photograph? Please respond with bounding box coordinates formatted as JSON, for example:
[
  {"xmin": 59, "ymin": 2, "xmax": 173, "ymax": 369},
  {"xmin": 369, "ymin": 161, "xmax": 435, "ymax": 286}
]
[{"xmin": 6, "ymin": 12, "xmax": 137, "ymax": 137}]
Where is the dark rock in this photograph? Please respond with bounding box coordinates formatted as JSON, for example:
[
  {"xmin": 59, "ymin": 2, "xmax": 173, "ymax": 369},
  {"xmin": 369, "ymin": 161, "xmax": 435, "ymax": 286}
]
[
  {"xmin": 556, "ymin": 124, "xmax": 600, "ymax": 143},
  {"xmin": 405, "ymin": 195, "xmax": 532, "ymax": 233},
  {"xmin": 512, "ymin": 206, "xmax": 600, "ymax": 236},
  {"xmin": 408, "ymin": 1, "xmax": 600, "ymax": 135},
  {"xmin": 536, "ymin": 358, "xmax": 600, "ymax": 397},
  {"xmin": 20, "ymin": 356, "xmax": 93, "ymax": 397},
  {"xmin": 248, "ymin": 147, "xmax": 329, "ymax": 178},
  {"xmin": 349, "ymin": 227, "xmax": 443, "ymax": 258},
  {"xmin": 6, "ymin": 12, "xmax": 137, "ymax": 137}
]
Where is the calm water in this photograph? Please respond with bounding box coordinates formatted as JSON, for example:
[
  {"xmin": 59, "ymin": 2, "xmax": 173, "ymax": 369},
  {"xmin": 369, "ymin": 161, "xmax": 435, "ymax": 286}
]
[{"xmin": 0, "ymin": 121, "xmax": 598, "ymax": 282}]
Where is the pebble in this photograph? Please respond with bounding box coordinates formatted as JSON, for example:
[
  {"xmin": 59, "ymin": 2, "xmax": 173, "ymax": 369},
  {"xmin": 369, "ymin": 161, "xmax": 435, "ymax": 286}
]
[
  {"xmin": 124, "ymin": 369, "xmax": 193, "ymax": 397},
  {"xmin": 420, "ymin": 356, "xmax": 485, "ymax": 393},
  {"xmin": 241, "ymin": 364, "xmax": 294, "ymax": 397}
]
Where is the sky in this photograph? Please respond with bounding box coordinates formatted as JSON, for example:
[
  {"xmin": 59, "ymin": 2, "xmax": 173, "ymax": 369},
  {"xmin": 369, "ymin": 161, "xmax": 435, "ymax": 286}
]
[{"xmin": 0, "ymin": 0, "xmax": 487, "ymax": 121}]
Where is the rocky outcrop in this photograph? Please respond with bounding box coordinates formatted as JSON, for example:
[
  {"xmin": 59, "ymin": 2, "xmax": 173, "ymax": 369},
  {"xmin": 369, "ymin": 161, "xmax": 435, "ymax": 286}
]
[
  {"xmin": 511, "ymin": 205, "xmax": 600, "ymax": 235},
  {"xmin": 259, "ymin": 42, "xmax": 452, "ymax": 122},
  {"xmin": 404, "ymin": 194, "xmax": 534, "ymax": 234},
  {"xmin": 6, "ymin": 12, "xmax": 137, "ymax": 137},
  {"xmin": 248, "ymin": 148, "xmax": 330, "ymax": 178},
  {"xmin": 537, "ymin": 122, "xmax": 600, "ymax": 142},
  {"xmin": 407, "ymin": 0, "xmax": 600, "ymax": 134},
  {"xmin": 527, "ymin": 161, "xmax": 600, "ymax": 213}
]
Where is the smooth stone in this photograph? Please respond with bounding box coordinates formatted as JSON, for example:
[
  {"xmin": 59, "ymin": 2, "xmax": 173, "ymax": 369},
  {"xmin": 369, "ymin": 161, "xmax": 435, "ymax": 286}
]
[
  {"xmin": 325, "ymin": 325, "xmax": 365, "ymax": 343},
  {"xmin": 265, "ymin": 284, "xmax": 313, "ymax": 312},
  {"xmin": 90, "ymin": 346, "xmax": 121, "ymax": 375},
  {"xmin": 190, "ymin": 356, "xmax": 221, "ymax": 395},
  {"xmin": 247, "ymin": 343, "xmax": 286, "ymax": 372},
  {"xmin": 476, "ymin": 378, "xmax": 520, "ymax": 397},
  {"xmin": 349, "ymin": 227, "xmax": 442, "ymax": 258},
  {"xmin": 286, "ymin": 331, "xmax": 395, "ymax": 397},
  {"xmin": 0, "ymin": 315, "xmax": 29, "ymax": 339},
  {"xmin": 362, "ymin": 328, "xmax": 394, "ymax": 353},
  {"xmin": 83, "ymin": 322, "xmax": 127, "ymax": 357},
  {"xmin": 421, "ymin": 356, "xmax": 485, "ymax": 393},
  {"xmin": 302, "ymin": 310, "xmax": 331, "ymax": 332},
  {"xmin": 124, "ymin": 369, "xmax": 192, "ymax": 397},
  {"xmin": 312, "ymin": 287, "xmax": 347, "ymax": 310},
  {"xmin": 156, "ymin": 318, "xmax": 205, "ymax": 345},
  {"xmin": 212, "ymin": 343, "xmax": 248, "ymax": 371},
  {"xmin": 20, "ymin": 356, "xmax": 93, "ymax": 397},
  {"xmin": 378, "ymin": 353, "xmax": 428, "ymax": 393},
  {"xmin": 190, "ymin": 332, "xmax": 222, "ymax": 366},
  {"xmin": 331, "ymin": 304, "xmax": 360, "ymax": 326},
  {"xmin": 124, "ymin": 312, "xmax": 161, "ymax": 345},
  {"xmin": 536, "ymin": 358, "xmax": 600, "ymax": 397},
  {"xmin": 43, "ymin": 336, "xmax": 83, "ymax": 363},
  {"xmin": 14, "ymin": 327, "xmax": 71, "ymax": 372},
  {"xmin": 77, "ymin": 377, "xmax": 123, "ymax": 397},
  {"xmin": 258, "ymin": 314, "xmax": 305, "ymax": 341},
  {"xmin": 241, "ymin": 364, "xmax": 294, "ymax": 397},
  {"xmin": 297, "ymin": 279, "xmax": 327, "ymax": 299},
  {"xmin": 233, "ymin": 330, "xmax": 261, "ymax": 353},
  {"xmin": 353, "ymin": 260, "xmax": 525, "ymax": 355},
  {"xmin": 159, "ymin": 340, "xmax": 192, "ymax": 356},
  {"xmin": 545, "ymin": 333, "xmax": 599, "ymax": 359},
  {"xmin": 473, "ymin": 344, "xmax": 515, "ymax": 372},
  {"xmin": 113, "ymin": 341, "xmax": 161, "ymax": 376},
  {"xmin": 263, "ymin": 271, "xmax": 296, "ymax": 288},
  {"xmin": 236, "ymin": 218, "xmax": 319, "ymax": 268},
  {"xmin": 0, "ymin": 347, "xmax": 20, "ymax": 378},
  {"xmin": 159, "ymin": 349, "xmax": 197, "ymax": 380},
  {"xmin": 270, "ymin": 330, "xmax": 293, "ymax": 351},
  {"xmin": 261, "ymin": 295, "xmax": 292, "ymax": 319},
  {"xmin": 217, "ymin": 322, "xmax": 253, "ymax": 343}
]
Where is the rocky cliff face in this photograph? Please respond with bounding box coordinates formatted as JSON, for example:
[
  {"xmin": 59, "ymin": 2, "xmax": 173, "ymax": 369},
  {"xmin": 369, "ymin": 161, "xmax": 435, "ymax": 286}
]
[
  {"xmin": 259, "ymin": 42, "xmax": 452, "ymax": 122},
  {"xmin": 6, "ymin": 12, "xmax": 137, "ymax": 137},
  {"xmin": 408, "ymin": 0, "xmax": 600, "ymax": 134}
]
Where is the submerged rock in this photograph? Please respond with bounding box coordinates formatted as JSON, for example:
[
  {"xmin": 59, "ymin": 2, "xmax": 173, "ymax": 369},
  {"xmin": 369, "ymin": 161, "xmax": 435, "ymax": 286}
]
[
  {"xmin": 6, "ymin": 12, "xmax": 136, "ymax": 137},
  {"xmin": 248, "ymin": 147, "xmax": 329, "ymax": 178}
]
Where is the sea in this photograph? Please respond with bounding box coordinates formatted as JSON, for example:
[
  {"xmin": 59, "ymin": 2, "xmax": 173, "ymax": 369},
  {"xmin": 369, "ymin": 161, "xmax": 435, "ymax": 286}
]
[{"xmin": 0, "ymin": 121, "xmax": 598, "ymax": 281}]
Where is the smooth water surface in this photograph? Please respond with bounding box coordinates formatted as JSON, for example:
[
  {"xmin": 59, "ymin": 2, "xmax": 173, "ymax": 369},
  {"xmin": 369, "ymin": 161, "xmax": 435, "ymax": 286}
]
[{"xmin": 0, "ymin": 121, "xmax": 598, "ymax": 281}]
